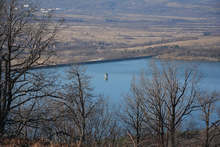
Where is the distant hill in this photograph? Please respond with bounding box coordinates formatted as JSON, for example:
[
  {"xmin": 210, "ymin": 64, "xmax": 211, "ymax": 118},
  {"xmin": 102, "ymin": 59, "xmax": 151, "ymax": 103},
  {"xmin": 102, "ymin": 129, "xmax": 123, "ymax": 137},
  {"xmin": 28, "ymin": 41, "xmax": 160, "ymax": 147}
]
[
  {"xmin": 33, "ymin": 0, "xmax": 220, "ymax": 64},
  {"xmin": 37, "ymin": 0, "xmax": 220, "ymax": 17}
]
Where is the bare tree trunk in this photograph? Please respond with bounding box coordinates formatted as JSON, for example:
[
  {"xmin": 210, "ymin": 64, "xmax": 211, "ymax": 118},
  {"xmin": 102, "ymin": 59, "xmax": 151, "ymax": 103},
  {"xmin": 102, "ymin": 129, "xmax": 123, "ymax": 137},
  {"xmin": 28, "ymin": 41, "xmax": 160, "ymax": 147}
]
[
  {"xmin": 136, "ymin": 100, "xmax": 140, "ymax": 145},
  {"xmin": 205, "ymin": 107, "xmax": 210, "ymax": 147},
  {"xmin": 159, "ymin": 120, "xmax": 165, "ymax": 147},
  {"xmin": 170, "ymin": 106, "xmax": 176, "ymax": 147},
  {"xmin": 170, "ymin": 128, "xmax": 175, "ymax": 147},
  {"xmin": 205, "ymin": 121, "xmax": 209, "ymax": 147},
  {"xmin": 77, "ymin": 71, "xmax": 86, "ymax": 144}
]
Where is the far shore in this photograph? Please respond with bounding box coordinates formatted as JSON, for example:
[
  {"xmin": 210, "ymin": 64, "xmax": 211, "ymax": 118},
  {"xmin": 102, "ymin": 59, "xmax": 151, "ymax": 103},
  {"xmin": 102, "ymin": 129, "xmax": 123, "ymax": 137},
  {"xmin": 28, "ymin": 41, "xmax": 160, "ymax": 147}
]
[
  {"xmin": 32, "ymin": 55, "xmax": 220, "ymax": 70},
  {"xmin": 31, "ymin": 55, "xmax": 153, "ymax": 70}
]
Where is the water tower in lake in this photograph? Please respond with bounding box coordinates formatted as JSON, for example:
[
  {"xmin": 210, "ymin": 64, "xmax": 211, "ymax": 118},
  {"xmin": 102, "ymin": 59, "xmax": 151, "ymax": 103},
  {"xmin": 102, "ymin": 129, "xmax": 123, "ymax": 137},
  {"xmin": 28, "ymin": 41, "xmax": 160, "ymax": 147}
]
[{"xmin": 104, "ymin": 73, "xmax": 108, "ymax": 81}]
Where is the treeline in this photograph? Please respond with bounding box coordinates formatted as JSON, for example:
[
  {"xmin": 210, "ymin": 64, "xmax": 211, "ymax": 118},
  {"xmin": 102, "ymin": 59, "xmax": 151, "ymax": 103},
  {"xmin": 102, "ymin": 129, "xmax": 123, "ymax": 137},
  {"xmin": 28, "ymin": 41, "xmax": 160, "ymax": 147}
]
[{"xmin": 0, "ymin": 0, "xmax": 220, "ymax": 147}]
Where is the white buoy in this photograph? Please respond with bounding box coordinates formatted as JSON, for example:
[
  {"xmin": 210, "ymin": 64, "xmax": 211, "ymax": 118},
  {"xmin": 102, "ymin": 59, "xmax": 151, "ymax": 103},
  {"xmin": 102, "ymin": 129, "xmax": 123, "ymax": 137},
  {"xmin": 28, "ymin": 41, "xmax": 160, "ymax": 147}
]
[{"xmin": 104, "ymin": 73, "xmax": 108, "ymax": 81}]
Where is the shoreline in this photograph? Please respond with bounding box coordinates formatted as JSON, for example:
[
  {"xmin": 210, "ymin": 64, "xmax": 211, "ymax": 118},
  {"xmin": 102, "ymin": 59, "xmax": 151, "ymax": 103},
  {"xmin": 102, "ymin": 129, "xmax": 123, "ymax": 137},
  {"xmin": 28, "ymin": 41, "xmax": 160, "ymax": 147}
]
[
  {"xmin": 32, "ymin": 55, "xmax": 153, "ymax": 70},
  {"xmin": 32, "ymin": 55, "xmax": 220, "ymax": 70}
]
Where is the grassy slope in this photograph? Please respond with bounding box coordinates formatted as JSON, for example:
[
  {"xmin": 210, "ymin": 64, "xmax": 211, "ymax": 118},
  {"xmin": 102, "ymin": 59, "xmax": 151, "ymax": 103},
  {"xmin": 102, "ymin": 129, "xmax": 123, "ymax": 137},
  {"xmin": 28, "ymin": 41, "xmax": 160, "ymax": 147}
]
[{"xmin": 43, "ymin": 0, "xmax": 220, "ymax": 64}]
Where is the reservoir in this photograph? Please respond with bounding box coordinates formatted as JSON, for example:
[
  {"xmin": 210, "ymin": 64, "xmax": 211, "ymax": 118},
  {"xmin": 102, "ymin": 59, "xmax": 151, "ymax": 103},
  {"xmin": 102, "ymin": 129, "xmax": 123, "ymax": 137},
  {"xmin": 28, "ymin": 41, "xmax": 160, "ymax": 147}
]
[
  {"xmin": 42, "ymin": 57, "xmax": 220, "ymax": 128},
  {"xmin": 47, "ymin": 58, "xmax": 220, "ymax": 104}
]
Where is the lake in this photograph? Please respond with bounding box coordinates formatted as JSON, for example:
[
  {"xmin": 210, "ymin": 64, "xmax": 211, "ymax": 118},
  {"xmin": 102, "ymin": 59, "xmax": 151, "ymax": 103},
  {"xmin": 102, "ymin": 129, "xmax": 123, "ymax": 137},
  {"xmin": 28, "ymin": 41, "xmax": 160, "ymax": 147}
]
[
  {"xmin": 47, "ymin": 58, "xmax": 220, "ymax": 103},
  {"xmin": 43, "ymin": 57, "xmax": 220, "ymax": 128}
]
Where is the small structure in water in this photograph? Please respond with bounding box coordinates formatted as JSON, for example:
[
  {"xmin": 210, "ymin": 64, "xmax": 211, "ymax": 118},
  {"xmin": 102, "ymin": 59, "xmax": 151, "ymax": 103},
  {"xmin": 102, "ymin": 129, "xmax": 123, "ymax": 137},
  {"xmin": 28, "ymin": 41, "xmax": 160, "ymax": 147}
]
[{"xmin": 104, "ymin": 73, "xmax": 108, "ymax": 81}]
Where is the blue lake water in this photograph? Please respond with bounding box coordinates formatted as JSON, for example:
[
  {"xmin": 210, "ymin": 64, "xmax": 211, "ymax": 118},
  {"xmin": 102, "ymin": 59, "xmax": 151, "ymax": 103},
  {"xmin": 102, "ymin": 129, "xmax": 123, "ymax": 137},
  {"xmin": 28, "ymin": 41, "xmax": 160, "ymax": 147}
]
[
  {"xmin": 45, "ymin": 58, "xmax": 220, "ymax": 103},
  {"xmin": 43, "ymin": 58, "xmax": 220, "ymax": 128}
]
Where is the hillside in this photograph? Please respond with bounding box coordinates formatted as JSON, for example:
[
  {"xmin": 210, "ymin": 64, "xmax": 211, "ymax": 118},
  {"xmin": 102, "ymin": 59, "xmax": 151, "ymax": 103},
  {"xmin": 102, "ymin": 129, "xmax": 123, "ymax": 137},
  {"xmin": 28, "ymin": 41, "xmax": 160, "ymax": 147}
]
[{"xmin": 36, "ymin": 0, "xmax": 220, "ymax": 64}]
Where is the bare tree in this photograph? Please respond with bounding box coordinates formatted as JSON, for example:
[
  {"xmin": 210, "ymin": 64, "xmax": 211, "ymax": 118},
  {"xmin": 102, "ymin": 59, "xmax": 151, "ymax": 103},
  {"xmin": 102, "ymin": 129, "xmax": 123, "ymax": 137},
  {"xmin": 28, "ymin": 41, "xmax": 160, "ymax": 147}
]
[
  {"xmin": 121, "ymin": 77, "xmax": 147, "ymax": 146},
  {"xmin": 0, "ymin": 0, "xmax": 58, "ymax": 137},
  {"xmin": 88, "ymin": 98, "xmax": 117, "ymax": 146},
  {"xmin": 56, "ymin": 65, "xmax": 102, "ymax": 146},
  {"xmin": 131, "ymin": 61, "xmax": 198, "ymax": 147},
  {"xmin": 160, "ymin": 62, "xmax": 198, "ymax": 147},
  {"xmin": 197, "ymin": 91, "xmax": 220, "ymax": 147},
  {"xmin": 140, "ymin": 66, "xmax": 168, "ymax": 147}
]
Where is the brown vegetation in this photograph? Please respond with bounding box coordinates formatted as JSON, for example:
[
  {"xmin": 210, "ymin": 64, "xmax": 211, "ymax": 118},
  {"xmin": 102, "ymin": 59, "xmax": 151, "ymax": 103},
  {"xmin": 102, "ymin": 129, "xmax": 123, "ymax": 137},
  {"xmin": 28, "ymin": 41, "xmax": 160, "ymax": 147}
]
[{"xmin": 51, "ymin": 12, "xmax": 220, "ymax": 64}]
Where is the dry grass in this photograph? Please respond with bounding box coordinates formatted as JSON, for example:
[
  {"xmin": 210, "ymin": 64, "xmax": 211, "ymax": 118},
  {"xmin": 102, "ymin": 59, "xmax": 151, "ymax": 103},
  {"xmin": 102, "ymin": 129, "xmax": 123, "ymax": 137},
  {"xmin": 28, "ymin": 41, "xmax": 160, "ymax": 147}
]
[{"xmin": 49, "ymin": 13, "xmax": 220, "ymax": 64}]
